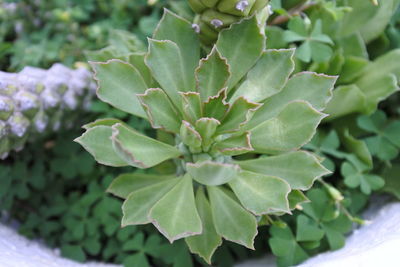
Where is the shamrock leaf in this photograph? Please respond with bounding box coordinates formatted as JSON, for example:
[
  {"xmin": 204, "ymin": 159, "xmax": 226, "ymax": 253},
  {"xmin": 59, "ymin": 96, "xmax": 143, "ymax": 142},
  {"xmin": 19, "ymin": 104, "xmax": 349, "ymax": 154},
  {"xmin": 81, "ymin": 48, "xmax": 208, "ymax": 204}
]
[{"xmin": 284, "ymin": 17, "xmax": 333, "ymax": 62}]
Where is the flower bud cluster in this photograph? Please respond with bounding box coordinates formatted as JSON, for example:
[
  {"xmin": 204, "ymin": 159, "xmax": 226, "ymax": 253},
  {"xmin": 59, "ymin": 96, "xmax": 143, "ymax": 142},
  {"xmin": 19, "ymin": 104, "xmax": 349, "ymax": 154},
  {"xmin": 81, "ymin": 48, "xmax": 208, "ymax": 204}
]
[
  {"xmin": 0, "ymin": 64, "xmax": 95, "ymax": 159},
  {"xmin": 188, "ymin": 0, "xmax": 271, "ymax": 45}
]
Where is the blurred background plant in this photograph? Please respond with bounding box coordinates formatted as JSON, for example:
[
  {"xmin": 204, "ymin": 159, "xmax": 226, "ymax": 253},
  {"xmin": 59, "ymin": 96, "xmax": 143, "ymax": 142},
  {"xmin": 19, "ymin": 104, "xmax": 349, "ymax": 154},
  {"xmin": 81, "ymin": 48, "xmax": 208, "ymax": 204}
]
[{"xmin": 1, "ymin": 0, "xmax": 400, "ymax": 266}]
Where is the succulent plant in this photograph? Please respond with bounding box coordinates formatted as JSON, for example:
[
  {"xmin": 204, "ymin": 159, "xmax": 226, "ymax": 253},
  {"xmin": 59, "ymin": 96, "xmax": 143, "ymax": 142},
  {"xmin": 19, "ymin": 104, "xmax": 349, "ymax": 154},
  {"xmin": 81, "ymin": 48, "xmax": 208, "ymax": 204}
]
[
  {"xmin": 76, "ymin": 10, "xmax": 336, "ymax": 263},
  {"xmin": 0, "ymin": 63, "xmax": 95, "ymax": 159},
  {"xmin": 188, "ymin": 0, "xmax": 271, "ymax": 45}
]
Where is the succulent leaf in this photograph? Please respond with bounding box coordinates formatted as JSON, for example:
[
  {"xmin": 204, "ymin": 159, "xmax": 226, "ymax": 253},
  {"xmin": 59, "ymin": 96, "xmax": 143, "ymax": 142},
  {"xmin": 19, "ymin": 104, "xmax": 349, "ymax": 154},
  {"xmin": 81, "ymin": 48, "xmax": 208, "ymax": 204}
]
[
  {"xmin": 107, "ymin": 173, "xmax": 176, "ymax": 199},
  {"xmin": 149, "ymin": 174, "xmax": 202, "ymax": 242},
  {"xmin": 122, "ymin": 178, "xmax": 180, "ymax": 226},
  {"xmin": 208, "ymin": 186, "xmax": 258, "ymax": 249},
  {"xmin": 185, "ymin": 187, "xmax": 222, "ymax": 264},
  {"xmin": 229, "ymin": 170, "xmax": 291, "ymax": 215},
  {"xmin": 111, "ymin": 123, "xmax": 182, "ymax": 168},
  {"xmin": 91, "ymin": 59, "xmax": 147, "ymax": 118},
  {"xmin": 138, "ymin": 88, "xmax": 181, "ymax": 133},
  {"xmin": 186, "ymin": 161, "xmax": 240, "ymax": 186},
  {"xmin": 195, "ymin": 46, "xmax": 230, "ymax": 101}
]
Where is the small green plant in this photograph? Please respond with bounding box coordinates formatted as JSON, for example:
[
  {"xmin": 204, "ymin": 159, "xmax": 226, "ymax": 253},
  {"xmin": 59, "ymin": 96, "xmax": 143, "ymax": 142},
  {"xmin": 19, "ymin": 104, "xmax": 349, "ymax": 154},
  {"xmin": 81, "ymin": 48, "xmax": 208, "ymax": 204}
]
[{"xmin": 76, "ymin": 9, "xmax": 336, "ymax": 262}]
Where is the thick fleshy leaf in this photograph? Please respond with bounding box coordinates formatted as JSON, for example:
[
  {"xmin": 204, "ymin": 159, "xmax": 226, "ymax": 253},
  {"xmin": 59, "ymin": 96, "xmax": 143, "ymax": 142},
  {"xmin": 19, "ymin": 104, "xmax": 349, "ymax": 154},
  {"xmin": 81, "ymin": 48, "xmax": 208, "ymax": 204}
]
[
  {"xmin": 185, "ymin": 188, "xmax": 222, "ymax": 264},
  {"xmin": 145, "ymin": 39, "xmax": 191, "ymax": 108},
  {"xmin": 217, "ymin": 97, "xmax": 261, "ymax": 133},
  {"xmin": 153, "ymin": 9, "xmax": 199, "ymax": 89},
  {"xmin": 251, "ymin": 101, "xmax": 327, "ymax": 154},
  {"xmin": 203, "ymin": 88, "xmax": 229, "ymax": 121},
  {"xmin": 356, "ymin": 73, "xmax": 399, "ymax": 114},
  {"xmin": 180, "ymin": 92, "xmax": 202, "ymax": 123},
  {"xmin": 231, "ymin": 49, "xmax": 295, "ymax": 103},
  {"xmin": 83, "ymin": 118, "xmax": 122, "ymax": 130},
  {"xmin": 208, "ymin": 186, "xmax": 257, "ymax": 249},
  {"xmin": 180, "ymin": 121, "xmax": 202, "ymax": 149},
  {"xmin": 236, "ymin": 151, "xmax": 330, "ymax": 190},
  {"xmin": 75, "ymin": 126, "xmax": 127, "ymax": 167},
  {"xmin": 216, "ymin": 16, "xmax": 265, "ymax": 90},
  {"xmin": 229, "ymin": 170, "xmax": 291, "ymax": 215},
  {"xmin": 214, "ymin": 132, "xmax": 253, "ymax": 156},
  {"xmin": 111, "ymin": 123, "xmax": 181, "ymax": 168},
  {"xmin": 195, "ymin": 46, "xmax": 230, "ymax": 101},
  {"xmin": 246, "ymin": 72, "xmax": 336, "ymax": 130},
  {"xmin": 107, "ymin": 173, "xmax": 176, "ymax": 199},
  {"xmin": 91, "ymin": 60, "xmax": 148, "ymax": 118},
  {"xmin": 324, "ymin": 84, "xmax": 367, "ymax": 120},
  {"xmin": 195, "ymin": 117, "xmax": 220, "ymax": 151},
  {"xmin": 127, "ymin": 53, "xmax": 154, "ymax": 87},
  {"xmin": 288, "ymin": 190, "xmax": 310, "ymax": 210},
  {"xmin": 149, "ymin": 175, "xmax": 202, "ymax": 242},
  {"xmin": 138, "ymin": 88, "xmax": 181, "ymax": 133},
  {"xmin": 122, "ymin": 178, "xmax": 180, "ymax": 226},
  {"xmin": 186, "ymin": 161, "xmax": 240, "ymax": 186}
]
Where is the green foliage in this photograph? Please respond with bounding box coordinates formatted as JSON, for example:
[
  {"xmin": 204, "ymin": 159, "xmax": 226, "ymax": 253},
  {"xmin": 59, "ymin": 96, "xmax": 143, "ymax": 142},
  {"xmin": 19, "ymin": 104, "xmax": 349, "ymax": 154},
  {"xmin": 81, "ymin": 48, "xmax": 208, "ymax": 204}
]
[{"xmin": 77, "ymin": 8, "xmax": 336, "ymax": 263}]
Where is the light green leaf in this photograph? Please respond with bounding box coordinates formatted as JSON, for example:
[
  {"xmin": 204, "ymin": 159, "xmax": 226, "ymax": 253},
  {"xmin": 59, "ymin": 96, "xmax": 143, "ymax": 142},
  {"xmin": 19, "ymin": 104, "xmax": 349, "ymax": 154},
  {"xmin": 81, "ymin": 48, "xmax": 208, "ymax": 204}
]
[
  {"xmin": 195, "ymin": 117, "xmax": 220, "ymax": 151},
  {"xmin": 122, "ymin": 178, "xmax": 179, "ymax": 226},
  {"xmin": 185, "ymin": 188, "xmax": 222, "ymax": 264},
  {"xmin": 153, "ymin": 9, "xmax": 199, "ymax": 89},
  {"xmin": 196, "ymin": 46, "xmax": 230, "ymax": 101},
  {"xmin": 111, "ymin": 123, "xmax": 181, "ymax": 168},
  {"xmin": 214, "ymin": 132, "xmax": 253, "ymax": 156},
  {"xmin": 251, "ymin": 101, "xmax": 327, "ymax": 154},
  {"xmin": 127, "ymin": 53, "xmax": 154, "ymax": 87},
  {"xmin": 229, "ymin": 170, "xmax": 290, "ymax": 215},
  {"xmin": 288, "ymin": 190, "xmax": 310, "ymax": 210},
  {"xmin": 91, "ymin": 59, "xmax": 148, "ymax": 118},
  {"xmin": 246, "ymin": 72, "xmax": 336, "ymax": 130},
  {"xmin": 342, "ymin": 129, "xmax": 372, "ymax": 167},
  {"xmin": 216, "ymin": 16, "xmax": 265, "ymax": 90},
  {"xmin": 145, "ymin": 39, "xmax": 192, "ymax": 108},
  {"xmin": 83, "ymin": 118, "xmax": 122, "ymax": 130},
  {"xmin": 149, "ymin": 175, "xmax": 202, "ymax": 242},
  {"xmin": 217, "ymin": 97, "xmax": 261, "ymax": 133},
  {"xmin": 138, "ymin": 88, "xmax": 181, "ymax": 133},
  {"xmin": 180, "ymin": 92, "xmax": 202, "ymax": 123},
  {"xmin": 324, "ymin": 84, "xmax": 367, "ymax": 120},
  {"xmin": 180, "ymin": 121, "xmax": 202, "ymax": 149},
  {"xmin": 208, "ymin": 186, "xmax": 257, "ymax": 249},
  {"xmin": 107, "ymin": 173, "xmax": 176, "ymax": 199},
  {"xmin": 75, "ymin": 126, "xmax": 127, "ymax": 167},
  {"xmin": 236, "ymin": 151, "xmax": 330, "ymax": 190},
  {"xmin": 203, "ymin": 88, "xmax": 229, "ymax": 121},
  {"xmin": 356, "ymin": 73, "xmax": 399, "ymax": 114},
  {"xmin": 186, "ymin": 161, "xmax": 240, "ymax": 186},
  {"xmin": 231, "ymin": 49, "xmax": 295, "ymax": 103}
]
